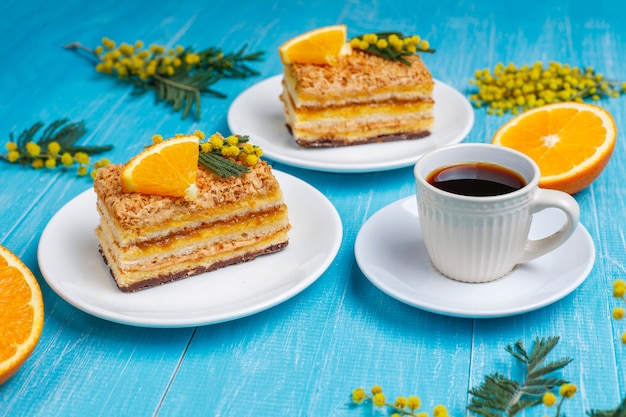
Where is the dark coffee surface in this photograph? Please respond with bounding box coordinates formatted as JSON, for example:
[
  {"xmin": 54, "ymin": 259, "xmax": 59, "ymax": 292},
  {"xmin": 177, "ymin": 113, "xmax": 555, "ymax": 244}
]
[{"xmin": 427, "ymin": 163, "xmax": 526, "ymax": 197}]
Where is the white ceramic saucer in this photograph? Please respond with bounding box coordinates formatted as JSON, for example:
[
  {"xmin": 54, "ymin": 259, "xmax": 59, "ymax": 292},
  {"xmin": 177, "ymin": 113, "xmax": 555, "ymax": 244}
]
[{"xmin": 354, "ymin": 196, "xmax": 595, "ymax": 318}]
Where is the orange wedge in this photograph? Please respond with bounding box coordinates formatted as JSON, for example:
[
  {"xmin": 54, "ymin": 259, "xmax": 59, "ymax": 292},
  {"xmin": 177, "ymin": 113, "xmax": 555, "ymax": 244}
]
[
  {"xmin": 492, "ymin": 102, "xmax": 617, "ymax": 194},
  {"xmin": 279, "ymin": 25, "xmax": 347, "ymax": 65},
  {"xmin": 0, "ymin": 245, "xmax": 44, "ymax": 385},
  {"xmin": 122, "ymin": 135, "xmax": 200, "ymax": 201}
]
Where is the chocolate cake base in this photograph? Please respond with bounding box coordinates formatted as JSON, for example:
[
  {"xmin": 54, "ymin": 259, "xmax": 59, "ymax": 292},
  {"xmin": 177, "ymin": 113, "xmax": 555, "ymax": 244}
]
[
  {"xmin": 99, "ymin": 241, "xmax": 289, "ymax": 292},
  {"xmin": 286, "ymin": 125, "xmax": 431, "ymax": 148}
]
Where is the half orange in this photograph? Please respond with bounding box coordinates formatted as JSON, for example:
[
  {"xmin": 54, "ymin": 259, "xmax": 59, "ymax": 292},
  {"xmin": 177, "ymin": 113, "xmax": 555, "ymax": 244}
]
[
  {"xmin": 0, "ymin": 245, "xmax": 44, "ymax": 385},
  {"xmin": 121, "ymin": 135, "xmax": 200, "ymax": 201},
  {"xmin": 492, "ymin": 102, "xmax": 617, "ymax": 194},
  {"xmin": 279, "ymin": 25, "xmax": 347, "ymax": 65}
]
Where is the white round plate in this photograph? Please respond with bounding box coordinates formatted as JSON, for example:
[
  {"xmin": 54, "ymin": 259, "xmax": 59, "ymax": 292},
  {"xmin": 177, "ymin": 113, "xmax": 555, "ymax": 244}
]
[
  {"xmin": 355, "ymin": 197, "xmax": 595, "ymax": 318},
  {"xmin": 38, "ymin": 171, "xmax": 342, "ymax": 327},
  {"xmin": 227, "ymin": 75, "xmax": 474, "ymax": 173}
]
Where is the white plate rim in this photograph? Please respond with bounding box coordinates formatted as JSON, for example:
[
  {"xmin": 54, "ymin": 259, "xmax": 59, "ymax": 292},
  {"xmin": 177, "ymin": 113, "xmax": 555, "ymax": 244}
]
[
  {"xmin": 227, "ymin": 75, "xmax": 474, "ymax": 173},
  {"xmin": 354, "ymin": 196, "xmax": 595, "ymax": 318},
  {"xmin": 37, "ymin": 170, "xmax": 343, "ymax": 327}
]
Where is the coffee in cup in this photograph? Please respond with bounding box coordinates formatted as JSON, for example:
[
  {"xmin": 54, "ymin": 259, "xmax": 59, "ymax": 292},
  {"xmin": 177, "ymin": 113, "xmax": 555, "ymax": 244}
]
[{"xmin": 414, "ymin": 143, "xmax": 580, "ymax": 283}]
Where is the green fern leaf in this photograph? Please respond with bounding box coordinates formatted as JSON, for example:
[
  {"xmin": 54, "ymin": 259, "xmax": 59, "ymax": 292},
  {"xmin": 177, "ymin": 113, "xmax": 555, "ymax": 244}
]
[
  {"xmin": 198, "ymin": 152, "xmax": 250, "ymax": 178},
  {"xmin": 588, "ymin": 397, "xmax": 626, "ymax": 417},
  {"xmin": 468, "ymin": 336, "xmax": 571, "ymax": 417}
]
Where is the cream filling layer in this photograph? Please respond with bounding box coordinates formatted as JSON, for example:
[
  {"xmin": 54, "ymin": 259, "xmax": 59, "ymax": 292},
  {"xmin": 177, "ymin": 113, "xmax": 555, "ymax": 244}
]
[{"xmin": 282, "ymin": 93, "xmax": 434, "ymax": 123}]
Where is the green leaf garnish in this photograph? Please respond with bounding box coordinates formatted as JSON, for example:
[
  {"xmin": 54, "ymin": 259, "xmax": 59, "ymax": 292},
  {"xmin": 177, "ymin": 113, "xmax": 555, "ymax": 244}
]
[{"xmin": 198, "ymin": 152, "xmax": 250, "ymax": 178}]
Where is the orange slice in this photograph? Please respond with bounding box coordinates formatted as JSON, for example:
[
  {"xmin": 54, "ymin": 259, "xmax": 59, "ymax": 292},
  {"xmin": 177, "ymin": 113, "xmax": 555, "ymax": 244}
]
[
  {"xmin": 0, "ymin": 245, "xmax": 44, "ymax": 385},
  {"xmin": 279, "ymin": 25, "xmax": 347, "ymax": 65},
  {"xmin": 121, "ymin": 135, "xmax": 200, "ymax": 201},
  {"xmin": 492, "ymin": 102, "xmax": 617, "ymax": 194}
]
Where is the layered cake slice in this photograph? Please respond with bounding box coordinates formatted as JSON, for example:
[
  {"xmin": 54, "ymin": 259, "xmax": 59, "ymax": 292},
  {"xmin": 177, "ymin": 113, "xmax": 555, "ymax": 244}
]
[
  {"xmin": 93, "ymin": 133, "xmax": 291, "ymax": 292},
  {"xmin": 279, "ymin": 27, "xmax": 436, "ymax": 147}
]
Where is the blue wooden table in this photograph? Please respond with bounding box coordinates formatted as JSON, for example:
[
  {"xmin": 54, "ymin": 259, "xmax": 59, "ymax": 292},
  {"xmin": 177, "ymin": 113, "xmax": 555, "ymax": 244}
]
[{"xmin": 2, "ymin": 0, "xmax": 625, "ymax": 416}]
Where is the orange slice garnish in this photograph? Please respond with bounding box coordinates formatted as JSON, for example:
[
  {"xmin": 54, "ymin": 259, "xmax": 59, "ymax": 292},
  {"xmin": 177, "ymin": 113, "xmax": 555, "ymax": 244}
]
[
  {"xmin": 121, "ymin": 135, "xmax": 200, "ymax": 201},
  {"xmin": 279, "ymin": 25, "xmax": 347, "ymax": 65}
]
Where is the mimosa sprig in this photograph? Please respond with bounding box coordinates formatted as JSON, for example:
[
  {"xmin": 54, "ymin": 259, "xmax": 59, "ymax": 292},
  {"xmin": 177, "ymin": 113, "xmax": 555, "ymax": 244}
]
[
  {"xmin": 468, "ymin": 337, "xmax": 573, "ymax": 417},
  {"xmin": 350, "ymin": 336, "xmax": 626, "ymax": 417},
  {"xmin": 349, "ymin": 32, "xmax": 434, "ymax": 66},
  {"xmin": 65, "ymin": 38, "xmax": 264, "ymax": 120},
  {"xmin": 1, "ymin": 119, "xmax": 112, "ymax": 178}
]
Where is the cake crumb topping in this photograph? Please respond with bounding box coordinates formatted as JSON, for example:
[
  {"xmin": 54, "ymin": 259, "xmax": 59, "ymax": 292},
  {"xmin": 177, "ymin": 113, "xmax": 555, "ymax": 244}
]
[
  {"xmin": 288, "ymin": 50, "xmax": 433, "ymax": 97},
  {"xmin": 94, "ymin": 161, "xmax": 279, "ymax": 228}
]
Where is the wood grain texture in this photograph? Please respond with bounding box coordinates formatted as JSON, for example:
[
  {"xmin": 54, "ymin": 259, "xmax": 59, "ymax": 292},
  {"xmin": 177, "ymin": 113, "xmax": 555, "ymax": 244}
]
[{"xmin": 1, "ymin": 0, "xmax": 626, "ymax": 416}]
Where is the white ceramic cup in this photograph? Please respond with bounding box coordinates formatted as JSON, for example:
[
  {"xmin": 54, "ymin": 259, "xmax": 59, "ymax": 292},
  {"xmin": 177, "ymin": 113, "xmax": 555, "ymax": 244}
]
[{"xmin": 414, "ymin": 143, "xmax": 580, "ymax": 283}]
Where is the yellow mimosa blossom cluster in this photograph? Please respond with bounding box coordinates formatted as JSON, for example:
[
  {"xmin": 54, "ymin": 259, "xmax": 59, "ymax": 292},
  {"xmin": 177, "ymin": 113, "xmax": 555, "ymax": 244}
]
[
  {"xmin": 4, "ymin": 140, "xmax": 110, "ymax": 178},
  {"xmin": 542, "ymin": 383, "xmax": 577, "ymax": 413},
  {"xmin": 2, "ymin": 120, "xmax": 112, "ymax": 179},
  {"xmin": 612, "ymin": 279, "xmax": 626, "ymax": 343},
  {"xmin": 347, "ymin": 32, "xmax": 434, "ymax": 65},
  {"xmin": 350, "ymin": 33, "xmax": 431, "ymax": 54},
  {"xmin": 470, "ymin": 61, "xmax": 626, "ymax": 115},
  {"xmin": 352, "ymin": 386, "xmax": 448, "ymax": 417},
  {"xmin": 94, "ymin": 37, "xmax": 200, "ymax": 80},
  {"xmin": 200, "ymin": 132, "xmax": 263, "ymax": 167}
]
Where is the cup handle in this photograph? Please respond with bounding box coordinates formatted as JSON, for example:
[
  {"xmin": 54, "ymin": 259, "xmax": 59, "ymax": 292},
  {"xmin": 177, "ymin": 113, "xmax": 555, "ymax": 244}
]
[{"xmin": 519, "ymin": 188, "xmax": 580, "ymax": 263}]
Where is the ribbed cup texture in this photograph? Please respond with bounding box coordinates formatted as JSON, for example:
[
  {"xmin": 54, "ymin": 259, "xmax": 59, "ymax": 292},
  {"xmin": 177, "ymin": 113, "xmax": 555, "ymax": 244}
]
[{"xmin": 417, "ymin": 184, "xmax": 534, "ymax": 283}]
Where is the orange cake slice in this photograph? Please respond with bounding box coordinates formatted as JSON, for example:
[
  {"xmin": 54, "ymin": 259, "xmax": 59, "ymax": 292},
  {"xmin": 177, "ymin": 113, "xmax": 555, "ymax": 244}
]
[
  {"xmin": 279, "ymin": 28, "xmax": 435, "ymax": 147},
  {"xmin": 93, "ymin": 134, "xmax": 291, "ymax": 292}
]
